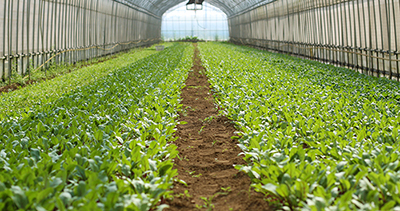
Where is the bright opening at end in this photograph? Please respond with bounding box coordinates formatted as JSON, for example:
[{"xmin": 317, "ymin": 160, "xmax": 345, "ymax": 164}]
[{"xmin": 161, "ymin": 2, "xmax": 229, "ymax": 41}]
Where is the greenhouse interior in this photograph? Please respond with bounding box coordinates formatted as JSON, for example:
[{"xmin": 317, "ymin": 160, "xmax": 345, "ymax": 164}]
[{"xmin": 0, "ymin": 0, "xmax": 400, "ymax": 210}]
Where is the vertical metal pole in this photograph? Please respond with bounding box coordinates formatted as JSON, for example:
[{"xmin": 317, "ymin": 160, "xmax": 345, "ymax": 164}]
[
  {"xmin": 322, "ymin": 0, "xmax": 326, "ymax": 63},
  {"xmin": 305, "ymin": 0, "xmax": 312, "ymax": 59},
  {"xmin": 378, "ymin": 0, "xmax": 385, "ymax": 77},
  {"xmin": 391, "ymin": 0, "xmax": 399, "ymax": 80},
  {"xmin": 60, "ymin": 0, "xmax": 65, "ymax": 64},
  {"xmin": 51, "ymin": 0, "xmax": 55, "ymax": 66},
  {"xmin": 89, "ymin": 0, "xmax": 93, "ymax": 61},
  {"xmin": 115, "ymin": 3, "xmax": 118, "ymax": 55},
  {"xmin": 264, "ymin": 4, "xmax": 268, "ymax": 50},
  {"xmin": 361, "ymin": 0, "xmax": 368, "ymax": 74},
  {"xmin": 312, "ymin": 0, "xmax": 318, "ymax": 60},
  {"xmin": 367, "ymin": 0, "xmax": 373, "ymax": 76},
  {"xmin": 74, "ymin": 0, "xmax": 78, "ymax": 64},
  {"xmin": 340, "ymin": 1, "xmax": 345, "ymax": 67},
  {"xmin": 303, "ymin": 0, "xmax": 308, "ymax": 58},
  {"xmin": 280, "ymin": 0, "xmax": 285, "ymax": 53},
  {"xmin": 328, "ymin": 0, "xmax": 333, "ymax": 65},
  {"xmin": 86, "ymin": 0, "xmax": 90, "ymax": 61},
  {"xmin": 44, "ymin": 0, "xmax": 49, "ymax": 72},
  {"xmin": 319, "ymin": 0, "xmax": 325, "ymax": 63},
  {"xmin": 8, "ymin": 0, "xmax": 13, "ymax": 84},
  {"xmin": 101, "ymin": 1, "xmax": 104, "ymax": 55},
  {"xmin": 45, "ymin": 0, "xmax": 50, "ymax": 72},
  {"xmin": 32, "ymin": 0, "xmax": 37, "ymax": 71},
  {"xmin": 73, "ymin": 0, "xmax": 76, "ymax": 64},
  {"xmin": 385, "ymin": 0, "xmax": 392, "ymax": 79},
  {"xmin": 352, "ymin": 0, "xmax": 357, "ymax": 72},
  {"xmin": 285, "ymin": 0, "xmax": 290, "ymax": 54},
  {"xmin": 314, "ymin": 0, "xmax": 319, "ymax": 61},
  {"xmin": 357, "ymin": 0, "xmax": 364, "ymax": 74},
  {"xmin": 54, "ymin": 1, "xmax": 58, "ymax": 65},
  {"xmin": 23, "ymin": 0, "xmax": 27, "ymax": 76},
  {"xmin": 324, "ymin": 0, "xmax": 329, "ymax": 63},
  {"xmin": 344, "ymin": 0, "xmax": 350, "ymax": 68},
  {"xmin": 16, "ymin": 0, "xmax": 20, "ymax": 75},
  {"xmin": 37, "ymin": 0, "xmax": 42, "ymax": 70},
  {"xmin": 66, "ymin": 0, "xmax": 71, "ymax": 64},
  {"xmin": 64, "ymin": 0, "xmax": 68, "ymax": 63},
  {"xmin": 372, "ymin": 0, "xmax": 379, "ymax": 76},
  {"xmin": 26, "ymin": 0, "xmax": 33, "ymax": 80},
  {"xmin": 333, "ymin": 0, "xmax": 339, "ymax": 65},
  {"xmin": 2, "ymin": 0, "xmax": 7, "ymax": 82},
  {"xmin": 110, "ymin": 1, "xmax": 114, "ymax": 56},
  {"xmin": 273, "ymin": 1, "xmax": 278, "ymax": 53},
  {"xmin": 95, "ymin": 0, "xmax": 99, "ymax": 58},
  {"xmin": 56, "ymin": 0, "xmax": 61, "ymax": 64},
  {"xmin": 83, "ymin": 0, "xmax": 86, "ymax": 63}
]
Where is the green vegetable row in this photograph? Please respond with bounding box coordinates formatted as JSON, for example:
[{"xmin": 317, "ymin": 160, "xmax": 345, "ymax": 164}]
[
  {"xmin": 0, "ymin": 43, "xmax": 193, "ymax": 210},
  {"xmin": 199, "ymin": 42, "xmax": 400, "ymax": 210},
  {"xmin": 0, "ymin": 43, "xmax": 174, "ymax": 119}
]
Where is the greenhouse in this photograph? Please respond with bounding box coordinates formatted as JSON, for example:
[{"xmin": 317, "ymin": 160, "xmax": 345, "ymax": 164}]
[{"xmin": 0, "ymin": 0, "xmax": 400, "ymax": 210}]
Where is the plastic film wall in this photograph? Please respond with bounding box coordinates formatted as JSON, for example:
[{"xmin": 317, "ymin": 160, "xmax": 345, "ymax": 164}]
[
  {"xmin": 0, "ymin": 0, "xmax": 161, "ymax": 82},
  {"xmin": 229, "ymin": 0, "xmax": 400, "ymax": 80}
]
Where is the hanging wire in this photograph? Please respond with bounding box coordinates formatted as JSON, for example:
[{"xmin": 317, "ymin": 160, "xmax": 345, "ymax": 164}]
[{"xmin": 194, "ymin": 10, "xmax": 206, "ymax": 29}]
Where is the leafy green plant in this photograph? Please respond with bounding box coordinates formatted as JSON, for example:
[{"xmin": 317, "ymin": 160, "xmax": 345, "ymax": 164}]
[
  {"xmin": 199, "ymin": 125, "xmax": 206, "ymax": 134},
  {"xmin": 203, "ymin": 115, "xmax": 215, "ymax": 124},
  {"xmin": 199, "ymin": 42, "xmax": 400, "ymax": 210},
  {"xmin": 0, "ymin": 43, "xmax": 194, "ymax": 210},
  {"xmin": 220, "ymin": 187, "xmax": 231, "ymax": 192},
  {"xmin": 0, "ymin": 43, "xmax": 174, "ymax": 119},
  {"xmin": 199, "ymin": 196, "xmax": 215, "ymax": 211}
]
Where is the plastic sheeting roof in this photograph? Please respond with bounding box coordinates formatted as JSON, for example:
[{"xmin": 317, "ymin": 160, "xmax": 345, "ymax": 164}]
[{"xmin": 115, "ymin": 0, "xmax": 276, "ymax": 18}]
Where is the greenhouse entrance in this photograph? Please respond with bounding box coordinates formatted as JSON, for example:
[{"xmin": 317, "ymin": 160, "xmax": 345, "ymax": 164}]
[{"xmin": 161, "ymin": 2, "xmax": 229, "ymax": 41}]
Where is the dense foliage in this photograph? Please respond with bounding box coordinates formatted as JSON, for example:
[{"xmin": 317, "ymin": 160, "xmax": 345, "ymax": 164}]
[
  {"xmin": 0, "ymin": 43, "xmax": 174, "ymax": 119},
  {"xmin": 0, "ymin": 43, "xmax": 193, "ymax": 210},
  {"xmin": 199, "ymin": 42, "xmax": 400, "ymax": 210}
]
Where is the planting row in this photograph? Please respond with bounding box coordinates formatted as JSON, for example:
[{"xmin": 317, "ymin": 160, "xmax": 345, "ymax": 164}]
[
  {"xmin": 0, "ymin": 43, "xmax": 174, "ymax": 120},
  {"xmin": 199, "ymin": 42, "xmax": 400, "ymax": 210},
  {"xmin": 0, "ymin": 43, "xmax": 193, "ymax": 210}
]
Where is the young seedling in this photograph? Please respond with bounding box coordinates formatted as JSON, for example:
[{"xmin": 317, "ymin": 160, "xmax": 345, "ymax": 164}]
[
  {"xmin": 199, "ymin": 196, "xmax": 215, "ymax": 211},
  {"xmin": 181, "ymin": 108, "xmax": 188, "ymax": 116},
  {"xmin": 186, "ymin": 170, "xmax": 196, "ymax": 175},
  {"xmin": 220, "ymin": 187, "xmax": 231, "ymax": 192},
  {"xmin": 192, "ymin": 173, "xmax": 202, "ymax": 178},
  {"xmin": 184, "ymin": 190, "xmax": 191, "ymax": 198},
  {"xmin": 198, "ymin": 126, "xmax": 205, "ymax": 134},
  {"xmin": 203, "ymin": 115, "xmax": 215, "ymax": 124}
]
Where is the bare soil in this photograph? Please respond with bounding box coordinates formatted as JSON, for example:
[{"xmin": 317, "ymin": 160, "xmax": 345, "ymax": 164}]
[{"xmin": 166, "ymin": 44, "xmax": 273, "ymax": 211}]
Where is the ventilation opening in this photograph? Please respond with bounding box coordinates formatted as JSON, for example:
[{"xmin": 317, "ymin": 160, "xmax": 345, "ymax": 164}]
[{"xmin": 161, "ymin": 2, "xmax": 229, "ymax": 41}]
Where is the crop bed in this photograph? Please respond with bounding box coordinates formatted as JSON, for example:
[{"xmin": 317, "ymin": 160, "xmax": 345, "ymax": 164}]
[
  {"xmin": 0, "ymin": 43, "xmax": 174, "ymax": 119},
  {"xmin": 199, "ymin": 42, "xmax": 400, "ymax": 210},
  {"xmin": 0, "ymin": 43, "xmax": 193, "ymax": 210},
  {"xmin": 1, "ymin": 41, "xmax": 400, "ymax": 210}
]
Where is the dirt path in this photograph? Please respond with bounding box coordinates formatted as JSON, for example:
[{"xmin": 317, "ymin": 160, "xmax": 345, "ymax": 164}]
[{"xmin": 166, "ymin": 44, "xmax": 272, "ymax": 211}]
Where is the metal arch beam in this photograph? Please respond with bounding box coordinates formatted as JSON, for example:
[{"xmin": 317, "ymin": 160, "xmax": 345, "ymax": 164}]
[
  {"xmin": 206, "ymin": 0, "xmax": 234, "ymax": 15},
  {"xmin": 117, "ymin": 0, "xmax": 278, "ymax": 17}
]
